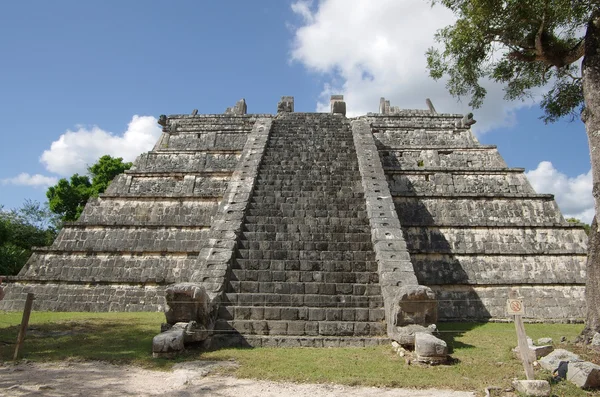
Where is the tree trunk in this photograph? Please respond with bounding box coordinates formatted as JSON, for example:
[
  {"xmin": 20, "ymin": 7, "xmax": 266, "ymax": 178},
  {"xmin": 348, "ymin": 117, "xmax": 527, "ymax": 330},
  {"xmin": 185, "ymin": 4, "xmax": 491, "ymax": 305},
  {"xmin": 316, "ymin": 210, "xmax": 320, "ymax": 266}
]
[{"xmin": 580, "ymin": 10, "xmax": 600, "ymax": 344}]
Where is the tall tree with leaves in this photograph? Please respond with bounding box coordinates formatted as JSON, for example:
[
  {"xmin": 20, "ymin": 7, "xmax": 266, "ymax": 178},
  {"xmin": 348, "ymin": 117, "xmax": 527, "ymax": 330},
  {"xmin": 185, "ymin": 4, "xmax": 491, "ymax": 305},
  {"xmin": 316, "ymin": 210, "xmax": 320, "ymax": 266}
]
[
  {"xmin": 47, "ymin": 155, "xmax": 132, "ymax": 222},
  {"xmin": 426, "ymin": 1, "xmax": 600, "ymax": 342},
  {"xmin": 0, "ymin": 201, "xmax": 58, "ymax": 275}
]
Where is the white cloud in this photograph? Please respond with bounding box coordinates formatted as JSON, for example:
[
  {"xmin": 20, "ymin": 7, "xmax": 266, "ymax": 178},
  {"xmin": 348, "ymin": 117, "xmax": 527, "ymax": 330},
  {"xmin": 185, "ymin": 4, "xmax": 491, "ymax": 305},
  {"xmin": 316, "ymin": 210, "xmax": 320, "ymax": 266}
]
[
  {"xmin": 1, "ymin": 173, "xmax": 58, "ymax": 188},
  {"xmin": 289, "ymin": 0, "xmax": 544, "ymax": 134},
  {"xmin": 291, "ymin": 0, "xmax": 314, "ymax": 23},
  {"xmin": 40, "ymin": 115, "xmax": 162, "ymax": 176},
  {"xmin": 526, "ymin": 161, "xmax": 594, "ymax": 223}
]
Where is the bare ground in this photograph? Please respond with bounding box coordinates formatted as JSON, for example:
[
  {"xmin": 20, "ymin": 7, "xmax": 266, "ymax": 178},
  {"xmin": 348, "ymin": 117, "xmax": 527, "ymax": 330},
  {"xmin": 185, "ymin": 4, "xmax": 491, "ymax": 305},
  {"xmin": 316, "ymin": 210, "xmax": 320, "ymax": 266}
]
[{"xmin": 0, "ymin": 360, "xmax": 476, "ymax": 397}]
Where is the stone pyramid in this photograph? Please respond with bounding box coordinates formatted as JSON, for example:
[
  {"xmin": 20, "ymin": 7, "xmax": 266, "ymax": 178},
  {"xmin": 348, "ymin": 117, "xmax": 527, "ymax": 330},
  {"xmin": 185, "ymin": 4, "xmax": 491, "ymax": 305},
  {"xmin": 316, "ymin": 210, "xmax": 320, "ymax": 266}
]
[{"xmin": 1, "ymin": 96, "xmax": 587, "ymax": 347}]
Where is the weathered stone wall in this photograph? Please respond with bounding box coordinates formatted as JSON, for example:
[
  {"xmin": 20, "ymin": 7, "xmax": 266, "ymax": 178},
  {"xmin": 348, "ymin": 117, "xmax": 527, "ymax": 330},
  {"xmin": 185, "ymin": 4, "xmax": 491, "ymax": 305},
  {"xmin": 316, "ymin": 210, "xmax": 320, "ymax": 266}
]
[
  {"xmin": 373, "ymin": 129, "xmax": 479, "ymax": 147},
  {"xmin": 50, "ymin": 226, "xmax": 210, "ymax": 252},
  {"xmin": 387, "ymin": 171, "xmax": 534, "ymax": 195},
  {"xmin": 79, "ymin": 198, "xmax": 217, "ymax": 226},
  {"xmin": 0, "ymin": 113, "xmax": 266, "ymax": 312},
  {"xmin": 403, "ymin": 226, "xmax": 587, "ymax": 254},
  {"xmin": 18, "ymin": 253, "xmax": 193, "ymax": 283},
  {"xmin": 394, "ymin": 197, "xmax": 565, "ymax": 225},
  {"xmin": 131, "ymin": 152, "xmax": 241, "ymax": 173},
  {"xmin": 1, "ymin": 283, "xmax": 166, "ymax": 312},
  {"xmin": 363, "ymin": 113, "xmax": 588, "ymax": 322},
  {"xmin": 411, "ymin": 253, "xmax": 586, "ymax": 285},
  {"xmin": 105, "ymin": 175, "xmax": 229, "ymax": 197},
  {"xmin": 380, "ymin": 147, "xmax": 507, "ymax": 168},
  {"xmin": 432, "ymin": 285, "xmax": 586, "ymax": 321},
  {"xmin": 155, "ymin": 132, "xmax": 249, "ymax": 151}
]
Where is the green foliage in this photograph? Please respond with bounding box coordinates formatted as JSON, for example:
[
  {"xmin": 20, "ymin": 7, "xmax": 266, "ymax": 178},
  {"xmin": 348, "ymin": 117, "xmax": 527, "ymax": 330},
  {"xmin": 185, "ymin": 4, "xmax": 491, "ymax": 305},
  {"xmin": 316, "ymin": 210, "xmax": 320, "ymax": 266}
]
[
  {"xmin": 89, "ymin": 155, "xmax": 133, "ymax": 196},
  {"xmin": 0, "ymin": 201, "xmax": 58, "ymax": 275},
  {"xmin": 427, "ymin": 0, "xmax": 599, "ymax": 121},
  {"xmin": 567, "ymin": 217, "xmax": 591, "ymax": 235},
  {"xmin": 46, "ymin": 155, "xmax": 132, "ymax": 222},
  {"xmin": 46, "ymin": 174, "xmax": 92, "ymax": 222}
]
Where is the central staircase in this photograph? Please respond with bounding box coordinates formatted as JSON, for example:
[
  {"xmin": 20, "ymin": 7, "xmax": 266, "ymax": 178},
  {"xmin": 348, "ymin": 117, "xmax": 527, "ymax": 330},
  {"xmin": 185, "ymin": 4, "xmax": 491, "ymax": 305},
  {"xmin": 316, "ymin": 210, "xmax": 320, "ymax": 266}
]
[{"xmin": 214, "ymin": 113, "xmax": 388, "ymax": 347}]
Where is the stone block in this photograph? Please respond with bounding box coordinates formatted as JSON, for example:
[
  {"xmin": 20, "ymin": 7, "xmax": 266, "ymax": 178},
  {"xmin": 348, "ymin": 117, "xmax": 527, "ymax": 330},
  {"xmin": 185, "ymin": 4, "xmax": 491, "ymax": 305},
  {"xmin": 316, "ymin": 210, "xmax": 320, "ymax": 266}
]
[
  {"xmin": 568, "ymin": 361, "xmax": 600, "ymax": 388},
  {"xmin": 512, "ymin": 380, "xmax": 550, "ymax": 397},
  {"xmin": 414, "ymin": 332, "xmax": 448, "ymax": 364},
  {"xmin": 330, "ymin": 95, "xmax": 346, "ymax": 116},
  {"xmin": 277, "ymin": 96, "xmax": 294, "ymax": 113},
  {"xmin": 152, "ymin": 328, "xmax": 185, "ymax": 358},
  {"xmin": 390, "ymin": 285, "xmax": 437, "ymax": 327},
  {"xmin": 164, "ymin": 283, "xmax": 212, "ymax": 325},
  {"xmin": 513, "ymin": 344, "xmax": 554, "ymax": 360},
  {"xmin": 539, "ymin": 349, "xmax": 581, "ymax": 372}
]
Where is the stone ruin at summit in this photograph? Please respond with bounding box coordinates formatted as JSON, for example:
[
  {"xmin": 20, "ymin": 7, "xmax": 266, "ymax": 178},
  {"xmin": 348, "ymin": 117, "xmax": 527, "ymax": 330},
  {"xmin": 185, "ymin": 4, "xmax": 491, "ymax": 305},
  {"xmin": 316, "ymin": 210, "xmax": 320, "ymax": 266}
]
[{"xmin": 1, "ymin": 95, "xmax": 588, "ymax": 347}]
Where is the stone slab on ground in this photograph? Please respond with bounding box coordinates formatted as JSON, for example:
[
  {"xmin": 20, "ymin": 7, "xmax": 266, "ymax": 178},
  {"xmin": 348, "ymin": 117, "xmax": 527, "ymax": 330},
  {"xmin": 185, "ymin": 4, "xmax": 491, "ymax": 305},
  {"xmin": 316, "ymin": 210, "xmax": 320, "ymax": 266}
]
[
  {"xmin": 538, "ymin": 348, "xmax": 600, "ymax": 388},
  {"xmin": 512, "ymin": 380, "xmax": 550, "ymax": 396},
  {"xmin": 0, "ymin": 361, "xmax": 476, "ymax": 397},
  {"xmin": 513, "ymin": 380, "xmax": 550, "ymax": 397}
]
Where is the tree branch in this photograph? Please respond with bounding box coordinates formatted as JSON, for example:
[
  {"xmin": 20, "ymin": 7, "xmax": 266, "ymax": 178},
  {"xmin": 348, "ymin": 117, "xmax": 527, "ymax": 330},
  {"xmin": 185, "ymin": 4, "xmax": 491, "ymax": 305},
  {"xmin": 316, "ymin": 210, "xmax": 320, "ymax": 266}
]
[{"xmin": 563, "ymin": 39, "xmax": 586, "ymax": 66}]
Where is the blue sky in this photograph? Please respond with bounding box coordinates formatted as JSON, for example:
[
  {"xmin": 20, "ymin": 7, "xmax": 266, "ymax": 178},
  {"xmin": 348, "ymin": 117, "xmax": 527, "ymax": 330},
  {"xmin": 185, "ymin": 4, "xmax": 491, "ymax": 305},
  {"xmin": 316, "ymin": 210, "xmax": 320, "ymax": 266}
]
[{"xmin": 0, "ymin": 0, "xmax": 593, "ymax": 222}]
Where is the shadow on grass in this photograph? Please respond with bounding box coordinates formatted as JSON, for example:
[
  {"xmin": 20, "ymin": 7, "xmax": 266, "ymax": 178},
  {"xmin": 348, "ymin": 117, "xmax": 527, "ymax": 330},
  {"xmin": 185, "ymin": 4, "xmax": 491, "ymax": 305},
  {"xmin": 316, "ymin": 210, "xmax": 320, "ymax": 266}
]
[
  {"xmin": 0, "ymin": 315, "xmax": 168, "ymax": 368},
  {"xmin": 436, "ymin": 322, "xmax": 487, "ymax": 353}
]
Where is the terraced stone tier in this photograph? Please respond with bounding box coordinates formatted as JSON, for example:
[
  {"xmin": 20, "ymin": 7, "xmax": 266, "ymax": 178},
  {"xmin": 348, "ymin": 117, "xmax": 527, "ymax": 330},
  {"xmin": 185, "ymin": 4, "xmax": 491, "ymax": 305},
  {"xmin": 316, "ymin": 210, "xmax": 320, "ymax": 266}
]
[
  {"xmin": 380, "ymin": 146, "xmax": 507, "ymax": 168},
  {"xmin": 214, "ymin": 113, "xmax": 386, "ymax": 346}
]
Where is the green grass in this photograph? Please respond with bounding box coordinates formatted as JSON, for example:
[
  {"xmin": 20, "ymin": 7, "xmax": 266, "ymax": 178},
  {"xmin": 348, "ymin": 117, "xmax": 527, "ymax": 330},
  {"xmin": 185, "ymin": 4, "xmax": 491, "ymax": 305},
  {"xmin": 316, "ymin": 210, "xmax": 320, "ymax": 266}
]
[
  {"xmin": 0, "ymin": 312, "xmax": 598, "ymax": 395},
  {"xmin": 0, "ymin": 311, "xmax": 169, "ymax": 368}
]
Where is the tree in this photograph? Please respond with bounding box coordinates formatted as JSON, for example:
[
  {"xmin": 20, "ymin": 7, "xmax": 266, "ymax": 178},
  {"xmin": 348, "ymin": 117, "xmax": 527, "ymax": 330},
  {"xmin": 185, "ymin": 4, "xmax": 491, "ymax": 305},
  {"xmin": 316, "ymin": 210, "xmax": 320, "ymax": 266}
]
[
  {"xmin": 47, "ymin": 174, "xmax": 92, "ymax": 222},
  {"xmin": 0, "ymin": 201, "xmax": 58, "ymax": 275},
  {"xmin": 47, "ymin": 155, "xmax": 132, "ymax": 222},
  {"xmin": 567, "ymin": 217, "xmax": 591, "ymax": 235},
  {"xmin": 426, "ymin": 1, "xmax": 600, "ymax": 342},
  {"xmin": 89, "ymin": 155, "xmax": 133, "ymax": 195}
]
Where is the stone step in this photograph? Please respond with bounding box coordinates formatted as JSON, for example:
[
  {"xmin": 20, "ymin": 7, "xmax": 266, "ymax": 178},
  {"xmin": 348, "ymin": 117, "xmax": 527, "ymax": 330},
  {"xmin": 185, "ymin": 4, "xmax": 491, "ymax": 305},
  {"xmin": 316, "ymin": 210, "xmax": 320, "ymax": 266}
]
[
  {"xmin": 213, "ymin": 319, "xmax": 386, "ymax": 337},
  {"xmin": 257, "ymin": 170, "xmax": 359, "ymax": 176},
  {"xmin": 243, "ymin": 216, "xmax": 369, "ymax": 226},
  {"xmin": 239, "ymin": 232, "xmax": 372, "ymax": 243},
  {"xmin": 252, "ymin": 180, "xmax": 361, "ymax": 186},
  {"xmin": 208, "ymin": 334, "xmax": 390, "ymax": 348},
  {"xmin": 261, "ymin": 151, "xmax": 357, "ymax": 158},
  {"xmin": 227, "ymin": 281, "xmax": 380, "ymax": 295},
  {"xmin": 235, "ymin": 249, "xmax": 376, "ymax": 262},
  {"xmin": 233, "ymin": 259, "xmax": 378, "ymax": 273},
  {"xmin": 248, "ymin": 198, "xmax": 366, "ymax": 211},
  {"xmin": 245, "ymin": 209, "xmax": 367, "ymax": 218},
  {"xmin": 251, "ymin": 179, "xmax": 358, "ymax": 186},
  {"xmin": 224, "ymin": 293, "xmax": 383, "ymax": 308},
  {"xmin": 251, "ymin": 188, "xmax": 362, "ymax": 196},
  {"xmin": 230, "ymin": 269, "xmax": 379, "ymax": 283},
  {"xmin": 237, "ymin": 240, "xmax": 373, "ymax": 252},
  {"xmin": 218, "ymin": 305, "xmax": 385, "ymax": 322},
  {"xmin": 248, "ymin": 191, "xmax": 365, "ymax": 199},
  {"xmin": 246, "ymin": 203, "xmax": 367, "ymax": 213},
  {"xmin": 242, "ymin": 223, "xmax": 370, "ymax": 233}
]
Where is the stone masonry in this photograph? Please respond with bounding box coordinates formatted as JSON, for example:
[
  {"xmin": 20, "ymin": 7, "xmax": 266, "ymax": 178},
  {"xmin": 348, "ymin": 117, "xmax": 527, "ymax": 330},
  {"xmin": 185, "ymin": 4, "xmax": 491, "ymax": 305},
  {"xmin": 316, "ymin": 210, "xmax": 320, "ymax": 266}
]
[{"xmin": 1, "ymin": 96, "xmax": 588, "ymax": 346}]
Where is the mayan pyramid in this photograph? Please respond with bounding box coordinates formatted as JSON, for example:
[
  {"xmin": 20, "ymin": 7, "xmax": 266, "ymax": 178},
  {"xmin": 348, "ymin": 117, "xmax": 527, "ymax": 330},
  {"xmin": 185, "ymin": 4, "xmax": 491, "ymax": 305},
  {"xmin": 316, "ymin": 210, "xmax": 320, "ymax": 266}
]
[{"xmin": 1, "ymin": 96, "xmax": 587, "ymax": 346}]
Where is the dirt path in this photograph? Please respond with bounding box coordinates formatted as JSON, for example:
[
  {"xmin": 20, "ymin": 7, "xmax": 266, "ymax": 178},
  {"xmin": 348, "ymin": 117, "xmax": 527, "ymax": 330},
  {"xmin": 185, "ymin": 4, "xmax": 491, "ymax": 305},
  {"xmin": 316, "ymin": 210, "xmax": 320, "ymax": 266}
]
[{"xmin": 0, "ymin": 360, "xmax": 476, "ymax": 397}]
